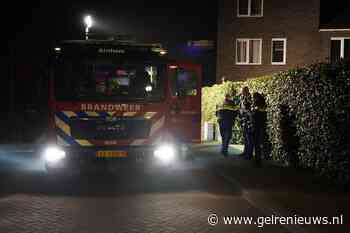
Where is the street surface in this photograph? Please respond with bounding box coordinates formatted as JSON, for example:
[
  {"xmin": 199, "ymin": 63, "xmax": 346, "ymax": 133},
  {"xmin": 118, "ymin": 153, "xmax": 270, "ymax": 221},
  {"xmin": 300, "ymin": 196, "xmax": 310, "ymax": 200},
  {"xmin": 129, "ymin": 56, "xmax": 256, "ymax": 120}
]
[{"xmin": 0, "ymin": 145, "xmax": 344, "ymax": 233}]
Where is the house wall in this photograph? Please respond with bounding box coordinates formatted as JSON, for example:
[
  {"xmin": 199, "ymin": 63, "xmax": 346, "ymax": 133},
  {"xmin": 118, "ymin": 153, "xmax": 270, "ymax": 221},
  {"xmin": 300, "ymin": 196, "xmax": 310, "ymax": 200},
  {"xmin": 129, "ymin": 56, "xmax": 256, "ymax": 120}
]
[
  {"xmin": 217, "ymin": 0, "xmax": 322, "ymax": 82},
  {"xmin": 319, "ymin": 31, "xmax": 350, "ymax": 62}
]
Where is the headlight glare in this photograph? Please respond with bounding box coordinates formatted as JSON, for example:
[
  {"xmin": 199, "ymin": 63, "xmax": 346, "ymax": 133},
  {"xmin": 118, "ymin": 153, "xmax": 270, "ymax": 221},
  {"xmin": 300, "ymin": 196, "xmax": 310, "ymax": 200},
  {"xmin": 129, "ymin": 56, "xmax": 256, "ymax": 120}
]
[
  {"xmin": 154, "ymin": 145, "xmax": 176, "ymax": 163},
  {"xmin": 44, "ymin": 147, "xmax": 66, "ymax": 164}
]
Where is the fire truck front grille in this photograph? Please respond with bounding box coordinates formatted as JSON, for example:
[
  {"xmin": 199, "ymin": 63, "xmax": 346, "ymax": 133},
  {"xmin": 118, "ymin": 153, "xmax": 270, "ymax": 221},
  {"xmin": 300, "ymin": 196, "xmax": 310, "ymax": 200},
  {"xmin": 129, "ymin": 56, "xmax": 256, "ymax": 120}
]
[{"xmin": 70, "ymin": 118, "xmax": 151, "ymax": 140}]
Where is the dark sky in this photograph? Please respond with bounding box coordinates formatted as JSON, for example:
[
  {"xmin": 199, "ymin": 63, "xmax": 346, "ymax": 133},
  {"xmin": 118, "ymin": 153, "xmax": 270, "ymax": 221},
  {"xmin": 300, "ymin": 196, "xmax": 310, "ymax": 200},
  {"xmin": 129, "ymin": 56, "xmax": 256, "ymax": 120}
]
[
  {"xmin": 0, "ymin": 0, "xmax": 218, "ymax": 107},
  {"xmin": 5, "ymin": 1, "xmax": 350, "ymax": 57},
  {"xmin": 4, "ymin": 1, "xmax": 217, "ymax": 56}
]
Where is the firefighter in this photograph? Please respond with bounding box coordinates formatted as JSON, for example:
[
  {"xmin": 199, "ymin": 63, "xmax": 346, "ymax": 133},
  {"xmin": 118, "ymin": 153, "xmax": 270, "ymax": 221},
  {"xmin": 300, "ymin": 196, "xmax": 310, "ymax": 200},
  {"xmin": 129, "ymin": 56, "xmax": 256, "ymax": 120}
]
[
  {"xmin": 216, "ymin": 93, "xmax": 239, "ymax": 157},
  {"xmin": 239, "ymin": 86, "xmax": 253, "ymax": 160},
  {"xmin": 252, "ymin": 92, "xmax": 267, "ymax": 166}
]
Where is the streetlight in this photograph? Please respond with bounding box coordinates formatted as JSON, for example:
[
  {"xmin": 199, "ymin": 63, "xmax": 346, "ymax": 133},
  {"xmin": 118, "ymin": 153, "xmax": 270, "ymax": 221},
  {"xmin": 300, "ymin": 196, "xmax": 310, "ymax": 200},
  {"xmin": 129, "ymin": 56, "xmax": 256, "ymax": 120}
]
[{"xmin": 84, "ymin": 15, "xmax": 93, "ymax": 40}]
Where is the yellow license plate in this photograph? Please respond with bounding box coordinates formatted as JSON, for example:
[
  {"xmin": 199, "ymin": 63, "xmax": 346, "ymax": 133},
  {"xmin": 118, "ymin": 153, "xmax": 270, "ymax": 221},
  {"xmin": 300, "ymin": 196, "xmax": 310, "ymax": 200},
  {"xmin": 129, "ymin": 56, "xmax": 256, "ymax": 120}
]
[{"xmin": 96, "ymin": 151, "xmax": 128, "ymax": 158}]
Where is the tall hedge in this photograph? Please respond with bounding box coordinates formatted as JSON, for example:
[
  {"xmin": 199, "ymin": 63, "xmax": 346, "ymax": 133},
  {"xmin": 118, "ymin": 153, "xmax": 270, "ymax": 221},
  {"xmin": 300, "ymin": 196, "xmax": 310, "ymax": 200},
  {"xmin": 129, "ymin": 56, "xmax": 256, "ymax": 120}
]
[{"xmin": 202, "ymin": 62, "xmax": 350, "ymax": 185}]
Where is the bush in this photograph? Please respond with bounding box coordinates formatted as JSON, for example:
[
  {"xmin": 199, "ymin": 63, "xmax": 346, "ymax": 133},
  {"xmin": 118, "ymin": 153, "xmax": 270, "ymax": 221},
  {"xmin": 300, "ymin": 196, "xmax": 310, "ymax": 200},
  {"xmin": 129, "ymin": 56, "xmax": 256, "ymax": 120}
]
[{"xmin": 202, "ymin": 61, "xmax": 350, "ymax": 185}]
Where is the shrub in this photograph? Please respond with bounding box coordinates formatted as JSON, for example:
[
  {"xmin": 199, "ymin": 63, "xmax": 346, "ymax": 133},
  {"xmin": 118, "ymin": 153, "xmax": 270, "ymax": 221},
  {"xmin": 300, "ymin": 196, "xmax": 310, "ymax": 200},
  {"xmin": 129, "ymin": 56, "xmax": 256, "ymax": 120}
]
[{"xmin": 202, "ymin": 61, "xmax": 350, "ymax": 185}]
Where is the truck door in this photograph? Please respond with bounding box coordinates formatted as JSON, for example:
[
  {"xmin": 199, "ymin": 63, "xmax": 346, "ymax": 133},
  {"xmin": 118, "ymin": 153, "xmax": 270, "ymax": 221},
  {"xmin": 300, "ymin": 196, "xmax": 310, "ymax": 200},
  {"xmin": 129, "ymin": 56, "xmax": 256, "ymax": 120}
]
[{"xmin": 168, "ymin": 63, "xmax": 201, "ymax": 143}]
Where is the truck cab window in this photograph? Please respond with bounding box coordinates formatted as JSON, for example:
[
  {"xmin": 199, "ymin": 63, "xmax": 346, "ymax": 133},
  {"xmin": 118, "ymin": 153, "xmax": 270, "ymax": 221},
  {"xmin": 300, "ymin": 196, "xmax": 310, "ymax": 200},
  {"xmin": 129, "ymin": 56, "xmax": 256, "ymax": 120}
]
[
  {"xmin": 55, "ymin": 60, "xmax": 164, "ymax": 101},
  {"xmin": 170, "ymin": 68, "xmax": 198, "ymax": 97}
]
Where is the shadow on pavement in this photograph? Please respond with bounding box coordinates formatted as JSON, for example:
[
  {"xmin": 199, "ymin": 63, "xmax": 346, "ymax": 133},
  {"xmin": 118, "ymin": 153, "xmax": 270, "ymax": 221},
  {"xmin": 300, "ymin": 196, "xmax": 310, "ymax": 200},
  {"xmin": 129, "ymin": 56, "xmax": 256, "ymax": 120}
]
[{"xmin": 202, "ymin": 144, "xmax": 350, "ymax": 233}]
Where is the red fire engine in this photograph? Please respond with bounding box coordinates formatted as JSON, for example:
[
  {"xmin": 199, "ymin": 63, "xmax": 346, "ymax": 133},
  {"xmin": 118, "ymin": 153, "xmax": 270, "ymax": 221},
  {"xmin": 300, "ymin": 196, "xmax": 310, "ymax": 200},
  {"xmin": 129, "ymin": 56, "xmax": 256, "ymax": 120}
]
[{"xmin": 44, "ymin": 39, "xmax": 201, "ymax": 173}]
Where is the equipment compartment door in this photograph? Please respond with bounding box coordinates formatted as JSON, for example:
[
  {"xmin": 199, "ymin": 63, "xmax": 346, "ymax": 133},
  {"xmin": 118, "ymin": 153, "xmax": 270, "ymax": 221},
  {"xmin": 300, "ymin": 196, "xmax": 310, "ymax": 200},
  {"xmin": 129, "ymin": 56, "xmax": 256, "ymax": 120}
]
[{"xmin": 168, "ymin": 63, "xmax": 201, "ymax": 143}]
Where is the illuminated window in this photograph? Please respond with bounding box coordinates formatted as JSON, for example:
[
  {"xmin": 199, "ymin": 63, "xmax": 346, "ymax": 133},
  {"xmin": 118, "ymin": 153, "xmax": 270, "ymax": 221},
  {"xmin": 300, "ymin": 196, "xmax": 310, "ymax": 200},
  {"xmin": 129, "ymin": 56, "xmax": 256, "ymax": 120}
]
[
  {"xmin": 331, "ymin": 38, "xmax": 350, "ymax": 63},
  {"xmin": 271, "ymin": 38, "xmax": 287, "ymax": 65},
  {"xmin": 170, "ymin": 68, "xmax": 198, "ymax": 97},
  {"xmin": 54, "ymin": 61, "xmax": 164, "ymax": 101},
  {"xmin": 237, "ymin": 0, "xmax": 263, "ymax": 17},
  {"xmin": 236, "ymin": 39, "xmax": 262, "ymax": 65}
]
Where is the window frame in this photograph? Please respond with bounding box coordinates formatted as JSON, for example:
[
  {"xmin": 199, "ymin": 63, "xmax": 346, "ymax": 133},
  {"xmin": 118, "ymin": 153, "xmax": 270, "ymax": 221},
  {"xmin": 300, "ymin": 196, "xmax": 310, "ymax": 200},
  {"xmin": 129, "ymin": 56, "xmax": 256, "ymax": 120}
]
[
  {"xmin": 237, "ymin": 0, "xmax": 264, "ymax": 18},
  {"xmin": 235, "ymin": 38, "xmax": 262, "ymax": 65},
  {"xmin": 271, "ymin": 38, "xmax": 287, "ymax": 65},
  {"xmin": 331, "ymin": 37, "xmax": 350, "ymax": 60}
]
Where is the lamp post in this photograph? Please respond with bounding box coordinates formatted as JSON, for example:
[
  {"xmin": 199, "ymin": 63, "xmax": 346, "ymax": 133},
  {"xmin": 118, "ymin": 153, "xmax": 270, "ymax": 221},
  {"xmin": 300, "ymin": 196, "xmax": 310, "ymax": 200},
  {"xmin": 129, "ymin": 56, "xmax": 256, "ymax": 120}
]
[{"xmin": 84, "ymin": 15, "xmax": 93, "ymax": 40}]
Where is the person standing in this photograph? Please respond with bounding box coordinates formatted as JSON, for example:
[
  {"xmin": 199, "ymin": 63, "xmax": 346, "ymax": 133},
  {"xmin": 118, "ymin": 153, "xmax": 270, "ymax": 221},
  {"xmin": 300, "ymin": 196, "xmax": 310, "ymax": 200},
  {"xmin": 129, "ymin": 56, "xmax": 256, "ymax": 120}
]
[
  {"xmin": 239, "ymin": 86, "xmax": 253, "ymax": 160},
  {"xmin": 252, "ymin": 92, "xmax": 267, "ymax": 166},
  {"xmin": 216, "ymin": 93, "xmax": 239, "ymax": 157}
]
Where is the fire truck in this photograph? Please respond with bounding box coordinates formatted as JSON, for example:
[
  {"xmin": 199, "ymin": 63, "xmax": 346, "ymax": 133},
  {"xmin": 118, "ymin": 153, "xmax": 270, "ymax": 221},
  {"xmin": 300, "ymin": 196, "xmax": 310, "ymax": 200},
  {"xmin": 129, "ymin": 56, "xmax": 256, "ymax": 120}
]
[{"xmin": 44, "ymin": 39, "xmax": 201, "ymax": 173}]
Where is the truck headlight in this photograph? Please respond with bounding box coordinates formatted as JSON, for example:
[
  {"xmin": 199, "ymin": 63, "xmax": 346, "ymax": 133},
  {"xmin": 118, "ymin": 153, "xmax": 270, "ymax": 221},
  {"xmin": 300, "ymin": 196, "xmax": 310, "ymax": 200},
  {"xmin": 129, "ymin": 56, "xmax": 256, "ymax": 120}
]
[
  {"xmin": 44, "ymin": 147, "xmax": 66, "ymax": 164},
  {"xmin": 145, "ymin": 85, "xmax": 153, "ymax": 92},
  {"xmin": 154, "ymin": 144, "xmax": 176, "ymax": 163}
]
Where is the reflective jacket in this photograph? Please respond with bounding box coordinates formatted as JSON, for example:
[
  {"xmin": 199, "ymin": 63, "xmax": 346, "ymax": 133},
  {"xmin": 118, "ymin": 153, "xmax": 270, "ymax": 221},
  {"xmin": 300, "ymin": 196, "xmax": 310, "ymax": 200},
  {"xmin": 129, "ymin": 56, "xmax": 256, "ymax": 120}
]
[{"xmin": 216, "ymin": 100, "xmax": 239, "ymax": 127}]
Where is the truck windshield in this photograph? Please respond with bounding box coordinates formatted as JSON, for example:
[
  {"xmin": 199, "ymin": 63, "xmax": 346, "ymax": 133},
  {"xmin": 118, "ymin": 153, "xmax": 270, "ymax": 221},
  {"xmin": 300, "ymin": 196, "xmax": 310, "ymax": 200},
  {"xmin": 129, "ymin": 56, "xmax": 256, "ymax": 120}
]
[{"xmin": 54, "ymin": 59, "xmax": 165, "ymax": 101}]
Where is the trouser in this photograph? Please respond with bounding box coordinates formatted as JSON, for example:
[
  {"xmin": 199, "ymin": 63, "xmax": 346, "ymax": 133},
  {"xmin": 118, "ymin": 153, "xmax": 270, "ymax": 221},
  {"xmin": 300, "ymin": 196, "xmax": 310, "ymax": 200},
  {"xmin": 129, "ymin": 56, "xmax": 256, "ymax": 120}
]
[
  {"xmin": 218, "ymin": 121, "xmax": 232, "ymax": 154},
  {"xmin": 254, "ymin": 129, "xmax": 265, "ymax": 165},
  {"xmin": 243, "ymin": 127, "xmax": 254, "ymax": 159}
]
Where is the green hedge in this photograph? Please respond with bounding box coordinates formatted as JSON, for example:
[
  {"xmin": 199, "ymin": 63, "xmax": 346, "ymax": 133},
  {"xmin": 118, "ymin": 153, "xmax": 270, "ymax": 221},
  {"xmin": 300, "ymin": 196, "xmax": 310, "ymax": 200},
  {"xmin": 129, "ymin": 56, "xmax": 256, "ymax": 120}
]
[{"xmin": 202, "ymin": 62, "xmax": 350, "ymax": 185}]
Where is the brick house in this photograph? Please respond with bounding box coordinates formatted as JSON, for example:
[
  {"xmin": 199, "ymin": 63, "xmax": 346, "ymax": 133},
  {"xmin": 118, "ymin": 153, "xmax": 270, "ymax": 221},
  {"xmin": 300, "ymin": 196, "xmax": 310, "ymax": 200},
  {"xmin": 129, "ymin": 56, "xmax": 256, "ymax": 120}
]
[{"xmin": 216, "ymin": 0, "xmax": 350, "ymax": 82}]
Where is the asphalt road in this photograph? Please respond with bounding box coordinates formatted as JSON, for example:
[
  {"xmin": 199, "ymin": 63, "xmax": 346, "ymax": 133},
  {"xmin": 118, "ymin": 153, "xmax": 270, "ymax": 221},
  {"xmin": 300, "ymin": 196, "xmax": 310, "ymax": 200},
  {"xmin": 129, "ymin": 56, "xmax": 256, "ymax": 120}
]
[{"xmin": 0, "ymin": 147, "xmax": 291, "ymax": 233}]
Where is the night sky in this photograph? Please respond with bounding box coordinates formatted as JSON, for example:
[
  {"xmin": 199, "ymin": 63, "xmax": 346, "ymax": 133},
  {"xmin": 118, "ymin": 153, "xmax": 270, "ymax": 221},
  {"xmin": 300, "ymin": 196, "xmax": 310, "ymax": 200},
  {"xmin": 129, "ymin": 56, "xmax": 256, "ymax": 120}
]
[
  {"xmin": 4, "ymin": 1, "xmax": 350, "ymax": 58},
  {"xmin": 2, "ymin": 0, "xmax": 348, "ymax": 110},
  {"xmin": 1, "ymin": 1, "xmax": 218, "ymax": 111},
  {"xmin": 5, "ymin": 0, "xmax": 218, "ymax": 57}
]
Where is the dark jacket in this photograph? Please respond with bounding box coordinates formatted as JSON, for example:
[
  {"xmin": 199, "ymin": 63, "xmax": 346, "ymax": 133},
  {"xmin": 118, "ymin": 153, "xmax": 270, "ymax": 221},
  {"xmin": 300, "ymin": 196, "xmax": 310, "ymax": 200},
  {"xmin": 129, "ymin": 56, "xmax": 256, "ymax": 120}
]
[
  {"xmin": 252, "ymin": 106, "xmax": 267, "ymax": 139},
  {"xmin": 239, "ymin": 94, "xmax": 253, "ymax": 130}
]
